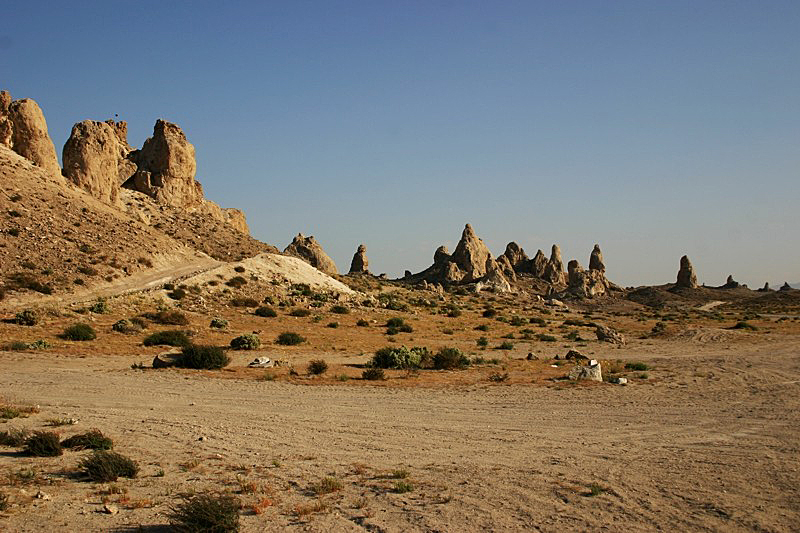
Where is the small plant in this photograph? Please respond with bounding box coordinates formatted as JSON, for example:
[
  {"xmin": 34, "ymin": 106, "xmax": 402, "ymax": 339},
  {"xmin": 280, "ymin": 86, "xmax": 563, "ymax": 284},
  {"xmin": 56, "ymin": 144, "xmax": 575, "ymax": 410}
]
[
  {"xmin": 386, "ymin": 317, "xmax": 405, "ymax": 328},
  {"xmin": 168, "ymin": 288, "xmax": 187, "ymax": 300},
  {"xmin": 587, "ymin": 483, "xmax": 605, "ymax": 497},
  {"xmin": 210, "ymin": 317, "xmax": 229, "ymax": 329},
  {"xmin": 536, "ymin": 334, "xmax": 557, "ymax": 342},
  {"xmin": 152, "ymin": 310, "xmax": 189, "ymax": 325},
  {"xmin": 393, "ymin": 481, "xmax": 414, "ymax": 493},
  {"xmin": 330, "ymin": 305, "xmax": 350, "ymax": 314},
  {"xmin": 475, "ymin": 324, "xmax": 489, "ymax": 332},
  {"xmin": 432, "ymin": 347, "xmax": 470, "ymax": 370},
  {"xmin": 530, "ymin": 317, "xmax": 547, "ymax": 326},
  {"xmin": 497, "ymin": 341, "xmax": 514, "ymax": 350},
  {"xmin": 230, "ymin": 334, "xmax": 261, "ymax": 350},
  {"xmin": 476, "ymin": 336, "xmax": 489, "ymax": 348},
  {"xmin": 0, "ymin": 491, "xmax": 8, "ymax": 511},
  {"xmin": 312, "ymin": 476, "xmax": 343, "ymax": 495},
  {"xmin": 79, "ymin": 450, "xmax": 139, "ymax": 482},
  {"xmin": 143, "ymin": 330, "xmax": 190, "ymax": 347},
  {"xmin": 62, "ymin": 429, "xmax": 113, "ymax": 450},
  {"xmin": 276, "ymin": 332, "xmax": 305, "ymax": 346},
  {"xmin": 233, "ymin": 266, "xmax": 246, "ymax": 273},
  {"xmin": 289, "ymin": 308, "xmax": 311, "ymax": 317},
  {"xmin": 45, "ymin": 417, "xmax": 77, "ymax": 427},
  {"xmin": 370, "ymin": 346, "xmax": 430, "ymax": 369},
  {"xmin": 179, "ymin": 345, "xmax": 231, "ymax": 370},
  {"xmin": 327, "ymin": 322, "xmax": 339, "ymax": 329},
  {"xmin": 88, "ymin": 298, "xmax": 110, "ymax": 314},
  {"xmin": 112, "ymin": 319, "xmax": 142, "ymax": 334},
  {"xmin": 510, "ymin": 316, "xmax": 526, "ymax": 327},
  {"xmin": 230, "ymin": 297, "xmax": 259, "ymax": 308},
  {"xmin": 489, "ymin": 372, "xmax": 510, "ymax": 382},
  {"xmin": 389, "ymin": 469, "xmax": 409, "ymax": 479},
  {"xmin": 24, "ymin": 431, "xmax": 63, "ymax": 457},
  {"xmin": 356, "ymin": 319, "xmax": 369, "ymax": 327},
  {"xmin": 624, "ymin": 362, "xmax": 649, "ymax": 371},
  {"xmin": 307, "ymin": 359, "xmax": 328, "ymax": 375},
  {"xmin": 254, "ymin": 306, "xmax": 277, "ymax": 317},
  {"xmin": 14, "ymin": 309, "xmax": 38, "ymax": 326},
  {"xmin": 482, "ymin": 308, "xmax": 497, "ymax": 318},
  {"xmin": 0, "ymin": 427, "xmax": 31, "ymax": 446},
  {"xmin": 61, "ymin": 323, "xmax": 96, "ymax": 341},
  {"xmin": 226, "ymin": 276, "xmax": 248, "ymax": 288},
  {"xmin": 362, "ymin": 367, "xmax": 385, "ymax": 380}
]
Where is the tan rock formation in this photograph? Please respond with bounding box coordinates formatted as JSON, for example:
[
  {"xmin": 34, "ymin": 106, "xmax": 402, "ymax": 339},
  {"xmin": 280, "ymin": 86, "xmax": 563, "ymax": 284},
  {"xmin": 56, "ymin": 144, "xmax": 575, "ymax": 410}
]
[
  {"xmin": 496, "ymin": 254, "xmax": 517, "ymax": 281},
  {"xmin": 502, "ymin": 242, "xmax": 528, "ymax": 270},
  {"xmin": 676, "ymin": 255, "xmax": 698, "ymax": 288},
  {"xmin": 589, "ymin": 244, "xmax": 605, "ymax": 272},
  {"xmin": 450, "ymin": 224, "xmax": 494, "ymax": 282},
  {"xmin": 0, "ymin": 91, "xmax": 60, "ymax": 177},
  {"xmin": 284, "ymin": 234, "xmax": 338, "ymax": 275},
  {"xmin": 542, "ymin": 244, "xmax": 565, "ymax": 284},
  {"xmin": 530, "ymin": 249, "xmax": 548, "ymax": 278},
  {"xmin": 62, "ymin": 120, "xmax": 136, "ymax": 205},
  {"xmin": 567, "ymin": 258, "xmax": 609, "ymax": 298},
  {"xmin": 349, "ymin": 244, "xmax": 369, "ymax": 274},
  {"xmin": 434, "ymin": 245, "xmax": 451, "ymax": 265}
]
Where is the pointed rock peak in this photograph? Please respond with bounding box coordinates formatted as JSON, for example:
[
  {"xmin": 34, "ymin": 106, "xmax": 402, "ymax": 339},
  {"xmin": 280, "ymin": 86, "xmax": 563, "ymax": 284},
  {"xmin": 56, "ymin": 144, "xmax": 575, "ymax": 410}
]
[
  {"xmin": 0, "ymin": 89, "xmax": 61, "ymax": 177},
  {"xmin": 349, "ymin": 243, "xmax": 369, "ymax": 274},
  {"xmin": 462, "ymin": 223, "xmax": 475, "ymax": 237},
  {"xmin": 451, "ymin": 224, "xmax": 493, "ymax": 282},
  {"xmin": 284, "ymin": 234, "xmax": 338, "ymax": 276},
  {"xmin": 434, "ymin": 245, "xmax": 451, "ymax": 265},
  {"xmin": 780, "ymin": 282, "xmax": 792, "ymax": 291},
  {"xmin": 550, "ymin": 244, "xmax": 562, "ymax": 263},
  {"xmin": 676, "ymin": 255, "xmax": 698, "ymax": 288},
  {"xmin": 589, "ymin": 244, "xmax": 605, "ymax": 272}
]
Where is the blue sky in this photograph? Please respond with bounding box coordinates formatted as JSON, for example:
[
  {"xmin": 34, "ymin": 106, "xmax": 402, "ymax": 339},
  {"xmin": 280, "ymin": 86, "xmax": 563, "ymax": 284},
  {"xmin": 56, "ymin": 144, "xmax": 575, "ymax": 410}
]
[{"xmin": 3, "ymin": 1, "xmax": 799, "ymax": 286}]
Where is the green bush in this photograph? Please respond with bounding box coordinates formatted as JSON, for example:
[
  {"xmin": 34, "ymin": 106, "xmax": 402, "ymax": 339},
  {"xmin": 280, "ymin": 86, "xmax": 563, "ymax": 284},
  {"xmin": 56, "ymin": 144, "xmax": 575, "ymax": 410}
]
[
  {"xmin": 152, "ymin": 310, "xmax": 189, "ymax": 325},
  {"xmin": 475, "ymin": 324, "xmax": 489, "ymax": 332},
  {"xmin": 497, "ymin": 341, "xmax": 514, "ymax": 350},
  {"xmin": 289, "ymin": 308, "xmax": 311, "ymax": 317},
  {"xmin": 362, "ymin": 367, "xmax": 385, "ymax": 380},
  {"xmin": 327, "ymin": 322, "xmax": 339, "ymax": 328},
  {"xmin": 143, "ymin": 330, "xmax": 190, "ymax": 347},
  {"xmin": 529, "ymin": 317, "xmax": 547, "ymax": 326},
  {"xmin": 254, "ymin": 306, "xmax": 277, "ymax": 317},
  {"xmin": 230, "ymin": 297, "xmax": 259, "ymax": 308},
  {"xmin": 79, "ymin": 450, "xmax": 139, "ymax": 482},
  {"xmin": 370, "ymin": 346, "xmax": 430, "ymax": 369},
  {"xmin": 61, "ymin": 323, "xmax": 96, "ymax": 341},
  {"xmin": 24, "ymin": 431, "xmax": 62, "ymax": 457},
  {"xmin": 226, "ymin": 276, "xmax": 247, "ymax": 288},
  {"xmin": 536, "ymin": 334, "xmax": 557, "ymax": 342},
  {"xmin": 210, "ymin": 318, "xmax": 229, "ymax": 329},
  {"xmin": 168, "ymin": 288, "xmax": 187, "ymax": 300},
  {"xmin": 330, "ymin": 305, "xmax": 349, "ymax": 314},
  {"xmin": 230, "ymin": 334, "xmax": 261, "ymax": 350},
  {"xmin": 14, "ymin": 309, "xmax": 38, "ymax": 326},
  {"xmin": 386, "ymin": 317, "xmax": 406, "ymax": 328},
  {"xmin": 482, "ymin": 309, "xmax": 497, "ymax": 318},
  {"xmin": 179, "ymin": 345, "xmax": 231, "ymax": 369},
  {"xmin": 276, "ymin": 332, "xmax": 305, "ymax": 346},
  {"xmin": 624, "ymin": 362, "xmax": 649, "ymax": 371},
  {"xmin": 307, "ymin": 359, "xmax": 328, "ymax": 375},
  {"xmin": 476, "ymin": 336, "xmax": 489, "ymax": 347},
  {"xmin": 432, "ymin": 347, "xmax": 470, "ymax": 370},
  {"xmin": 89, "ymin": 299, "xmax": 110, "ymax": 314},
  {"xmin": 169, "ymin": 493, "xmax": 240, "ymax": 533},
  {"xmin": 62, "ymin": 429, "xmax": 113, "ymax": 450},
  {"xmin": 356, "ymin": 319, "xmax": 369, "ymax": 327}
]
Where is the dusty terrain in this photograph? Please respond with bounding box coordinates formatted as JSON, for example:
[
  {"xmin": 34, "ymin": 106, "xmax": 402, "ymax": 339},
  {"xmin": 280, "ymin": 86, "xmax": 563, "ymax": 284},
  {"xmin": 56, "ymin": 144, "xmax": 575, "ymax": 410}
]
[{"xmin": 1, "ymin": 291, "xmax": 799, "ymax": 532}]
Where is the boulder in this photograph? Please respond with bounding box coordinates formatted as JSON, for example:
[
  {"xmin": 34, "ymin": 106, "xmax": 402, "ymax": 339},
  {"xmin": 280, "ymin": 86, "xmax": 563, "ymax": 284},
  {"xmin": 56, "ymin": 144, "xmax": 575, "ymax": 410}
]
[
  {"xmin": 565, "ymin": 349, "xmax": 588, "ymax": 361},
  {"xmin": 589, "ymin": 244, "xmax": 605, "ymax": 272},
  {"xmin": 153, "ymin": 351, "xmax": 183, "ymax": 368},
  {"xmin": 0, "ymin": 91, "xmax": 60, "ymax": 177},
  {"xmin": 568, "ymin": 361, "xmax": 602, "ymax": 382},
  {"xmin": 676, "ymin": 255, "xmax": 698, "ymax": 288},
  {"xmin": 542, "ymin": 245, "xmax": 565, "ymax": 284},
  {"xmin": 596, "ymin": 325, "xmax": 625, "ymax": 345},
  {"xmin": 124, "ymin": 119, "xmax": 203, "ymax": 207},
  {"xmin": 62, "ymin": 120, "xmax": 136, "ymax": 205},
  {"xmin": 283, "ymin": 233, "xmax": 338, "ymax": 275},
  {"xmin": 349, "ymin": 244, "xmax": 369, "ymax": 274},
  {"xmin": 248, "ymin": 357, "xmax": 273, "ymax": 368},
  {"xmin": 433, "ymin": 245, "xmax": 451, "ymax": 265},
  {"xmin": 450, "ymin": 224, "xmax": 494, "ymax": 282},
  {"xmin": 475, "ymin": 260, "xmax": 512, "ymax": 293},
  {"xmin": 444, "ymin": 261, "xmax": 464, "ymax": 282}
]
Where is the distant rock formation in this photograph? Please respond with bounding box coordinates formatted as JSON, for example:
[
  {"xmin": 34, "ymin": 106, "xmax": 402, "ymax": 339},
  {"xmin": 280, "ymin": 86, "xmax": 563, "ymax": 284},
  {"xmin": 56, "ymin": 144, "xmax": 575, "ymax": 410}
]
[
  {"xmin": 758, "ymin": 282, "xmax": 771, "ymax": 292},
  {"xmin": 676, "ymin": 255, "xmax": 698, "ymax": 288},
  {"xmin": 450, "ymin": 224, "xmax": 493, "ymax": 282},
  {"xmin": 475, "ymin": 259, "xmax": 512, "ymax": 293},
  {"xmin": 502, "ymin": 242, "xmax": 528, "ymax": 270},
  {"xmin": 542, "ymin": 245, "xmax": 566, "ymax": 285},
  {"xmin": 589, "ymin": 244, "xmax": 605, "ymax": 273},
  {"xmin": 0, "ymin": 90, "xmax": 60, "ymax": 177},
  {"xmin": 780, "ymin": 282, "xmax": 792, "ymax": 291},
  {"xmin": 530, "ymin": 249, "xmax": 548, "ymax": 278},
  {"xmin": 722, "ymin": 275, "xmax": 740, "ymax": 289},
  {"xmin": 567, "ymin": 258, "xmax": 609, "ymax": 298},
  {"xmin": 349, "ymin": 244, "xmax": 369, "ymax": 274},
  {"xmin": 284, "ymin": 234, "xmax": 338, "ymax": 275},
  {"xmin": 62, "ymin": 120, "xmax": 135, "ymax": 205}
]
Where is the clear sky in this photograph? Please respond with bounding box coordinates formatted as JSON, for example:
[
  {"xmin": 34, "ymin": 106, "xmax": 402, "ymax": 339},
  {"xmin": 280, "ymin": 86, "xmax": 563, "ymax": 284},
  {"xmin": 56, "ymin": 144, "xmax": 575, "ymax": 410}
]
[{"xmin": 3, "ymin": 1, "xmax": 799, "ymax": 287}]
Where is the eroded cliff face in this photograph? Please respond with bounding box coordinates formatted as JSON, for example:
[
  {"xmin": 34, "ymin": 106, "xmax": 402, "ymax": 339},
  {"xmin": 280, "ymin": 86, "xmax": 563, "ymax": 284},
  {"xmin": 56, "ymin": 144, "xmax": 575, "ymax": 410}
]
[{"xmin": 0, "ymin": 90, "xmax": 61, "ymax": 178}]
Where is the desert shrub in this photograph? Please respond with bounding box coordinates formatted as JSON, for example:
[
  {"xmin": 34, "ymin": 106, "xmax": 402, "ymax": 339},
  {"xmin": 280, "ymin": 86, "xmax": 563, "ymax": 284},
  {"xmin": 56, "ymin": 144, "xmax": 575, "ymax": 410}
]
[
  {"xmin": 476, "ymin": 336, "xmax": 489, "ymax": 348},
  {"xmin": 0, "ymin": 427, "xmax": 31, "ymax": 446},
  {"xmin": 564, "ymin": 330, "xmax": 583, "ymax": 341},
  {"xmin": 362, "ymin": 367, "xmax": 385, "ymax": 380},
  {"xmin": 210, "ymin": 318, "xmax": 228, "ymax": 329},
  {"xmin": 14, "ymin": 309, "xmax": 38, "ymax": 326},
  {"xmin": 179, "ymin": 345, "xmax": 231, "ymax": 370},
  {"xmin": 152, "ymin": 310, "xmax": 189, "ymax": 326},
  {"xmin": 482, "ymin": 308, "xmax": 497, "ymax": 318},
  {"xmin": 112, "ymin": 319, "xmax": 144, "ymax": 334},
  {"xmin": 327, "ymin": 321, "xmax": 339, "ymax": 328},
  {"xmin": 307, "ymin": 359, "xmax": 328, "ymax": 375},
  {"xmin": 432, "ymin": 347, "xmax": 470, "ymax": 370},
  {"xmin": 276, "ymin": 332, "xmax": 305, "ymax": 346},
  {"xmin": 371, "ymin": 346, "xmax": 430, "ymax": 369},
  {"xmin": 7, "ymin": 227, "xmax": 20, "ymax": 237},
  {"xmin": 624, "ymin": 362, "xmax": 649, "ymax": 371},
  {"xmin": 489, "ymin": 372, "xmax": 509, "ymax": 382},
  {"xmin": 330, "ymin": 305, "xmax": 349, "ymax": 314},
  {"xmin": 650, "ymin": 321, "xmax": 666, "ymax": 335},
  {"xmin": 88, "ymin": 299, "xmax": 110, "ymax": 314},
  {"xmin": 288, "ymin": 308, "xmax": 311, "ymax": 317},
  {"xmin": 230, "ymin": 334, "xmax": 261, "ymax": 350},
  {"xmin": 497, "ymin": 341, "xmax": 514, "ymax": 350},
  {"xmin": 24, "ymin": 431, "xmax": 62, "ymax": 457},
  {"xmin": 226, "ymin": 276, "xmax": 247, "ymax": 288},
  {"xmin": 79, "ymin": 450, "xmax": 139, "ymax": 482},
  {"xmin": 501, "ymin": 333, "xmax": 515, "ymax": 339},
  {"xmin": 169, "ymin": 493, "xmax": 240, "ymax": 533},
  {"xmin": 254, "ymin": 306, "xmax": 277, "ymax": 318},
  {"xmin": 168, "ymin": 288, "xmax": 187, "ymax": 300},
  {"xmin": 475, "ymin": 324, "xmax": 489, "ymax": 332},
  {"xmin": 143, "ymin": 330, "xmax": 190, "ymax": 347},
  {"xmin": 230, "ymin": 297, "xmax": 259, "ymax": 308},
  {"xmin": 510, "ymin": 316, "xmax": 526, "ymax": 327},
  {"xmin": 356, "ymin": 319, "xmax": 369, "ymax": 327},
  {"xmin": 233, "ymin": 266, "xmax": 246, "ymax": 273},
  {"xmin": 0, "ymin": 492, "xmax": 8, "ymax": 511},
  {"xmin": 386, "ymin": 317, "xmax": 405, "ymax": 327},
  {"xmin": 62, "ymin": 429, "xmax": 113, "ymax": 450},
  {"xmin": 5, "ymin": 341, "xmax": 29, "ymax": 351},
  {"xmin": 61, "ymin": 323, "xmax": 96, "ymax": 341},
  {"xmin": 27, "ymin": 339, "xmax": 50, "ymax": 350},
  {"xmin": 312, "ymin": 476, "xmax": 343, "ymax": 495},
  {"xmin": 446, "ymin": 307, "xmax": 462, "ymax": 318},
  {"xmin": 393, "ymin": 481, "xmax": 414, "ymax": 493},
  {"xmin": 536, "ymin": 334, "xmax": 557, "ymax": 342},
  {"xmin": 163, "ymin": 283, "xmax": 175, "ymax": 291},
  {"xmin": 731, "ymin": 321, "xmax": 757, "ymax": 331},
  {"xmin": 529, "ymin": 317, "xmax": 547, "ymax": 326},
  {"xmin": 9, "ymin": 272, "xmax": 53, "ymax": 294}
]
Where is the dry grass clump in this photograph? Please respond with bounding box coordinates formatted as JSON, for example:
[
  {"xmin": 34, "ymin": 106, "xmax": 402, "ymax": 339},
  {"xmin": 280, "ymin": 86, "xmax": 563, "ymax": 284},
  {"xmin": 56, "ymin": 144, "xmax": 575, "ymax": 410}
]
[
  {"xmin": 62, "ymin": 429, "xmax": 113, "ymax": 450},
  {"xmin": 23, "ymin": 431, "xmax": 62, "ymax": 457},
  {"xmin": 312, "ymin": 476, "xmax": 343, "ymax": 495},
  {"xmin": 60, "ymin": 323, "xmax": 96, "ymax": 341},
  {"xmin": 276, "ymin": 332, "xmax": 305, "ymax": 346},
  {"xmin": 178, "ymin": 345, "xmax": 231, "ymax": 370},
  {"xmin": 79, "ymin": 450, "xmax": 139, "ymax": 482},
  {"xmin": 307, "ymin": 359, "xmax": 328, "ymax": 375},
  {"xmin": 143, "ymin": 330, "xmax": 191, "ymax": 347},
  {"xmin": 0, "ymin": 427, "xmax": 31, "ymax": 446},
  {"xmin": 150, "ymin": 310, "xmax": 189, "ymax": 325},
  {"xmin": 169, "ymin": 493, "xmax": 240, "ymax": 532}
]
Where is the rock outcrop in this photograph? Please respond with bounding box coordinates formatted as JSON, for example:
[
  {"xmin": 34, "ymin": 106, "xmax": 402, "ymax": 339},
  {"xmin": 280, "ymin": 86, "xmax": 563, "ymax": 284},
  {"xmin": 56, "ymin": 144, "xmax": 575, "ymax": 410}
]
[
  {"xmin": 722, "ymin": 275, "xmax": 740, "ymax": 289},
  {"xmin": 284, "ymin": 234, "xmax": 338, "ymax": 275},
  {"xmin": 349, "ymin": 244, "xmax": 369, "ymax": 274},
  {"xmin": 124, "ymin": 119, "xmax": 203, "ymax": 207},
  {"xmin": 475, "ymin": 259, "xmax": 512, "ymax": 293},
  {"xmin": 589, "ymin": 244, "xmax": 605, "ymax": 273},
  {"xmin": 758, "ymin": 282, "xmax": 771, "ymax": 292},
  {"xmin": 0, "ymin": 90, "xmax": 60, "ymax": 177},
  {"xmin": 542, "ymin": 245, "xmax": 566, "ymax": 285},
  {"xmin": 449, "ymin": 224, "xmax": 493, "ymax": 282},
  {"xmin": 502, "ymin": 242, "xmax": 528, "ymax": 270},
  {"xmin": 596, "ymin": 325, "xmax": 625, "ymax": 344},
  {"xmin": 568, "ymin": 361, "xmax": 603, "ymax": 382},
  {"xmin": 567, "ymin": 258, "xmax": 609, "ymax": 298},
  {"xmin": 530, "ymin": 249, "xmax": 548, "ymax": 278},
  {"xmin": 676, "ymin": 255, "xmax": 698, "ymax": 288},
  {"xmin": 62, "ymin": 120, "xmax": 135, "ymax": 205},
  {"xmin": 780, "ymin": 282, "xmax": 793, "ymax": 291}
]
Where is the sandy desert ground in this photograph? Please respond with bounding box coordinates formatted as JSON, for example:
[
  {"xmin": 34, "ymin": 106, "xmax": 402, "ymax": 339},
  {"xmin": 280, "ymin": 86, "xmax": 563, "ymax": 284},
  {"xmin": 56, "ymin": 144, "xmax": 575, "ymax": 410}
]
[{"xmin": 1, "ymin": 319, "xmax": 799, "ymax": 532}]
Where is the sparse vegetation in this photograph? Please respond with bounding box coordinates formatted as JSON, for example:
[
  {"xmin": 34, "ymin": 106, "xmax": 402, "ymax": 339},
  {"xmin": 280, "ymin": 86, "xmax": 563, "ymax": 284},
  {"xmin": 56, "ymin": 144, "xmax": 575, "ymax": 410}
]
[
  {"xmin": 143, "ymin": 330, "xmax": 190, "ymax": 347},
  {"xmin": 0, "ymin": 427, "xmax": 31, "ymax": 446},
  {"xmin": 362, "ymin": 367, "xmax": 385, "ymax": 380},
  {"xmin": 625, "ymin": 362, "xmax": 649, "ymax": 371},
  {"xmin": 210, "ymin": 317, "xmax": 229, "ymax": 329},
  {"xmin": 289, "ymin": 308, "xmax": 311, "ymax": 317},
  {"xmin": 169, "ymin": 493, "xmax": 241, "ymax": 532},
  {"xmin": 370, "ymin": 346, "xmax": 430, "ymax": 369},
  {"xmin": 179, "ymin": 345, "xmax": 231, "ymax": 369},
  {"xmin": 276, "ymin": 332, "xmax": 305, "ymax": 346},
  {"xmin": 356, "ymin": 319, "xmax": 370, "ymax": 327},
  {"xmin": 61, "ymin": 323, "xmax": 97, "ymax": 341},
  {"xmin": 432, "ymin": 347, "xmax": 470, "ymax": 370},
  {"xmin": 62, "ymin": 429, "xmax": 113, "ymax": 450},
  {"xmin": 497, "ymin": 341, "xmax": 514, "ymax": 350},
  {"xmin": 112, "ymin": 318, "xmax": 145, "ymax": 334},
  {"xmin": 254, "ymin": 306, "xmax": 277, "ymax": 317},
  {"xmin": 24, "ymin": 431, "xmax": 63, "ymax": 457},
  {"xmin": 152, "ymin": 310, "xmax": 189, "ymax": 326},
  {"xmin": 89, "ymin": 298, "xmax": 110, "ymax": 314},
  {"xmin": 312, "ymin": 476, "xmax": 343, "ymax": 495},
  {"xmin": 731, "ymin": 321, "xmax": 758, "ymax": 331},
  {"xmin": 79, "ymin": 450, "xmax": 139, "ymax": 482},
  {"xmin": 393, "ymin": 481, "xmax": 414, "ymax": 493},
  {"xmin": 330, "ymin": 305, "xmax": 350, "ymax": 314},
  {"xmin": 13, "ymin": 309, "xmax": 38, "ymax": 326},
  {"xmin": 307, "ymin": 359, "xmax": 328, "ymax": 375},
  {"xmin": 230, "ymin": 333, "xmax": 261, "ymax": 350}
]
